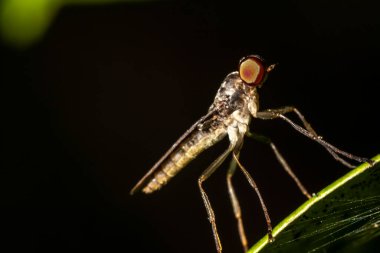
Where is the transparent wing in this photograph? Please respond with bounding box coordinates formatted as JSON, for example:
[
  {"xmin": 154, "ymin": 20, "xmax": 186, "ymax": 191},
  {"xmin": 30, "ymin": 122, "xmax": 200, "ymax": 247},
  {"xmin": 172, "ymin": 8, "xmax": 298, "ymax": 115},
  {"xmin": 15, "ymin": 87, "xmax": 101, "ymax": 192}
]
[{"xmin": 130, "ymin": 108, "xmax": 217, "ymax": 194}]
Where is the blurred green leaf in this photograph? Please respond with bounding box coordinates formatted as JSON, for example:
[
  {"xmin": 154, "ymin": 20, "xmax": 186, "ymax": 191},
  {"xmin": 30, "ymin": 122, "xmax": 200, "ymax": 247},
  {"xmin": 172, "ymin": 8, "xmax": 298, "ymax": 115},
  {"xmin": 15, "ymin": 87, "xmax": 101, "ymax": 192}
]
[
  {"xmin": 249, "ymin": 154, "xmax": 380, "ymax": 253},
  {"xmin": 0, "ymin": 0, "xmax": 151, "ymax": 49},
  {"xmin": 0, "ymin": 0, "xmax": 60, "ymax": 48}
]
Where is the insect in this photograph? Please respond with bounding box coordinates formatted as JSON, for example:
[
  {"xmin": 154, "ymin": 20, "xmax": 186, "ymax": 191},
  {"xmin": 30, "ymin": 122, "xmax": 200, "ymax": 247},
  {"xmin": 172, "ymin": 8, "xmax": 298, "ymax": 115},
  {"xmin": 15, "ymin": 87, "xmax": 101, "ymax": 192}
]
[{"xmin": 130, "ymin": 55, "xmax": 373, "ymax": 253}]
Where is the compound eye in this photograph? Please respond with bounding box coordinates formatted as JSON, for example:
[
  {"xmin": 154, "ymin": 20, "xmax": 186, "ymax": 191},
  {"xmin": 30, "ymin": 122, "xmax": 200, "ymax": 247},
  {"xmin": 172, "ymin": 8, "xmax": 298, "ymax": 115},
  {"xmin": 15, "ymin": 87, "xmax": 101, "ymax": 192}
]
[{"xmin": 239, "ymin": 55, "xmax": 265, "ymax": 86}]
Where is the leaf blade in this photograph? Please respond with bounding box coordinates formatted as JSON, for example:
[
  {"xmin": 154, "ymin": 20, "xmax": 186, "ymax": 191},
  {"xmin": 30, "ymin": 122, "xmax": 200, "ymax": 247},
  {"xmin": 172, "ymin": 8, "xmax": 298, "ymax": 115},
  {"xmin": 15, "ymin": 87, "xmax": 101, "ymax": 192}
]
[{"xmin": 249, "ymin": 154, "xmax": 380, "ymax": 253}]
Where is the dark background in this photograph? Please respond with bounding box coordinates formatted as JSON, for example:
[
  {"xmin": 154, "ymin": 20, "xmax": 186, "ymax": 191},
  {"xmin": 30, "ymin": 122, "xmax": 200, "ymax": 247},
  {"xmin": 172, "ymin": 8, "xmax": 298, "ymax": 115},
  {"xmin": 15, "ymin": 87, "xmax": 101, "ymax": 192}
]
[{"xmin": 1, "ymin": 1, "xmax": 379, "ymax": 252}]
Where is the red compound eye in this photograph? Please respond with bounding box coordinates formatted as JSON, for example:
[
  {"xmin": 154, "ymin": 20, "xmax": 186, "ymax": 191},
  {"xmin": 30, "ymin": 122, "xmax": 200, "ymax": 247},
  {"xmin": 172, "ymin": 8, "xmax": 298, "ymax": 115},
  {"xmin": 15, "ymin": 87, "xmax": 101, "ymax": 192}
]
[{"xmin": 239, "ymin": 55, "xmax": 265, "ymax": 86}]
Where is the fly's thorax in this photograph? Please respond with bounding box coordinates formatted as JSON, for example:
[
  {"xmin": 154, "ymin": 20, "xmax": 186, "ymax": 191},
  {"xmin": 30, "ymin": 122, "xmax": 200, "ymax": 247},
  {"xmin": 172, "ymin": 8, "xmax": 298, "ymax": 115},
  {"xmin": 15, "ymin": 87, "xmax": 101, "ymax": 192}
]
[
  {"xmin": 212, "ymin": 72, "xmax": 259, "ymax": 118},
  {"xmin": 214, "ymin": 72, "xmax": 258, "ymax": 146}
]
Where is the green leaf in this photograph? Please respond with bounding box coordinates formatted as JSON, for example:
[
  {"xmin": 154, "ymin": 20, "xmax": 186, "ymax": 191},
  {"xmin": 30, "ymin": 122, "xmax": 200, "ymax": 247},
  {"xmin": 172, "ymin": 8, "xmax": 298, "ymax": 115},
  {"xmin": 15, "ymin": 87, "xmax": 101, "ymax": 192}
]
[
  {"xmin": 0, "ymin": 0, "xmax": 61, "ymax": 48},
  {"xmin": 0, "ymin": 0, "xmax": 153, "ymax": 49},
  {"xmin": 249, "ymin": 154, "xmax": 380, "ymax": 253}
]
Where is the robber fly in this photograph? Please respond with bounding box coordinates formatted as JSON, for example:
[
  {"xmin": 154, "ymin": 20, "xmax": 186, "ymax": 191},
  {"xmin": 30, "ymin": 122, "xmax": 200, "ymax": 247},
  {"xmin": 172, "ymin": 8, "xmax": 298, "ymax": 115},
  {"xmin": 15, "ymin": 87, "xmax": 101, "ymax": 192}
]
[{"xmin": 131, "ymin": 55, "xmax": 372, "ymax": 253}]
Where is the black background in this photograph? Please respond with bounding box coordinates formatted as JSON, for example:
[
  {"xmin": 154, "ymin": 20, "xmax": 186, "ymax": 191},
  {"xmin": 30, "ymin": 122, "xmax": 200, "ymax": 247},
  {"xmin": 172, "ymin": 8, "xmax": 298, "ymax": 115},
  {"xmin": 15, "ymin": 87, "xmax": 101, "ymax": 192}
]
[{"xmin": 1, "ymin": 1, "xmax": 379, "ymax": 252}]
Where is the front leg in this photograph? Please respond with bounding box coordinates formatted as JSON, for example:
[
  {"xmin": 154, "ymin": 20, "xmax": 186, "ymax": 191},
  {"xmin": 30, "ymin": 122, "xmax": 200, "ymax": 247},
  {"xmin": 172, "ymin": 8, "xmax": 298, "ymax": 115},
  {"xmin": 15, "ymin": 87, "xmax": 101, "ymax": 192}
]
[
  {"xmin": 256, "ymin": 106, "xmax": 317, "ymax": 135},
  {"xmin": 255, "ymin": 106, "xmax": 342, "ymax": 163},
  {"xmin": 254, "ymin": 106, "xmax": 372, "ymax": 167}
]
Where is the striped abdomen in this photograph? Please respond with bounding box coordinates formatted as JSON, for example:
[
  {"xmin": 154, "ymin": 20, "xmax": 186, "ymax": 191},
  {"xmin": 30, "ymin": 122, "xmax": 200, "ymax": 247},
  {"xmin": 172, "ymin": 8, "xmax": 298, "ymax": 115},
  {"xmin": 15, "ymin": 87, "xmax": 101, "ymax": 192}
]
[{"xmin": 142, "ymin": 126, "xmax": 227, "ymax": 194}]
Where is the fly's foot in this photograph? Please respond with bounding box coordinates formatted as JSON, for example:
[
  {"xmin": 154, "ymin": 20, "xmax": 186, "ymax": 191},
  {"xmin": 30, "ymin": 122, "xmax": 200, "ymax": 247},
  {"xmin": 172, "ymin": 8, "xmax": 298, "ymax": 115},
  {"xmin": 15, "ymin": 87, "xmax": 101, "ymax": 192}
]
[
  {"xmin": 268, "ymin": 230, "xmax": 275, "ymax": 243},
  {"xmin": 367, "ymin": 159, "xmax": 375, "ymax": 166}
]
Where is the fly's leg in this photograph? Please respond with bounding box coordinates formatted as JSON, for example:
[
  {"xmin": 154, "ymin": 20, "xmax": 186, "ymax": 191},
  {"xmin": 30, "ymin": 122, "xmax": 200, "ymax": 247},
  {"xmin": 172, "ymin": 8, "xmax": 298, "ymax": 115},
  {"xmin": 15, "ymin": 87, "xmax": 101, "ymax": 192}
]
[
  {"xmin": 255, "ymin": 107, "xmax": 373, "ymax": 167},
  {"xmin": 232, "ymin": 152, "xmax": 274, "ymax": 242},
  {"xmin": 246, "ymin": 132, "xmax": 311, "ymax": 199},
  {"xmin": 198, "ymin": 145, "xmax": 234, "ymax": 253},
  {"xmin": 256, "ymin": 106, "xmax": 353, "ymax": 167},
  {"xmin": 226, "ymin": 155, "xmax": 249, "ymax": 252},
  {"xmin": 256, "ymin": 107, "xmax": 317, "ymax": 134},
  {"xmin": 278, "ymin": 114, "xmax": 373, "ymax": 165}
]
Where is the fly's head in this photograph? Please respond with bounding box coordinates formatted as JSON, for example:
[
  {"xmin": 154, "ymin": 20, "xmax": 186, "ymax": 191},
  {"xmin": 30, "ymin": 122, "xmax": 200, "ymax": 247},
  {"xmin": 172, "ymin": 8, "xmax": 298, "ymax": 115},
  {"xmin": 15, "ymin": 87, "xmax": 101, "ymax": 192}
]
[
  {"xmin": 210, "ymin": 55, "xmax": 275, "ymax": 116},
  {"xmin": 238, "ymin": 55, "xmax": 276, "ymax": 88}
]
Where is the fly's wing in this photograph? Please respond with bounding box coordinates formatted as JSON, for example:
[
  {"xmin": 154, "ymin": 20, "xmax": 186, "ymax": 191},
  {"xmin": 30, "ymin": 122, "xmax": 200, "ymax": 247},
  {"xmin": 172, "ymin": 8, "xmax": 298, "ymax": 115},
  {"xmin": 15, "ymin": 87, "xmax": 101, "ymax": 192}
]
[{"xmin": 130, "ymin": 108, "xmax": 217, "ymax": 195}]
